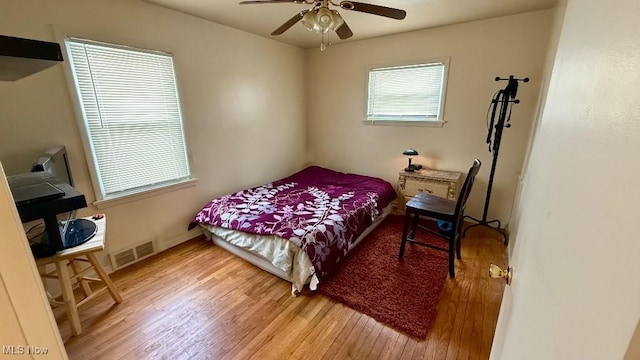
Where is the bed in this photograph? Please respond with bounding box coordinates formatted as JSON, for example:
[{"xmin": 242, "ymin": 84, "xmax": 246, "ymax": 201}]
[{"xmin": 188, "ymin": 166, "xmax": 397, "ymax": 294}]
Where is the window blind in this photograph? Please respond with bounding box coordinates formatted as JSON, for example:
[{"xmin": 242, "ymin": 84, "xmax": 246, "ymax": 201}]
[
  {"xmin": 65, "ymin": 38, "xmax": 190, "ymax": 199},
  {"xmin": 367, "ymin": 62, "xmax": 445, "ymax": 122}
]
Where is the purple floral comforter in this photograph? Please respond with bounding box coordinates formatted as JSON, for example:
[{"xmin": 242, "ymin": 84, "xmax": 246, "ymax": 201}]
[{"xmin": 189, "ymin": 166, "xmax": 396, "ymax": 279}]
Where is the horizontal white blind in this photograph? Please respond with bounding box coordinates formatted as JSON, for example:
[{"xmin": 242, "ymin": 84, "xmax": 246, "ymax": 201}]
[
  {"xmin": 367, "ymin": 62, "xmax": 445, "ymax": 121},
  {"xmin": 66, "ymin": 38, "xmax": 190, "ymax": 198}
]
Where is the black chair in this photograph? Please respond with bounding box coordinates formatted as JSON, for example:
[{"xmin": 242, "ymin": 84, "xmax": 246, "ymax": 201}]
[{"xmin": 399, "ymin": 159, "xmax": 481, "ymax": 278}]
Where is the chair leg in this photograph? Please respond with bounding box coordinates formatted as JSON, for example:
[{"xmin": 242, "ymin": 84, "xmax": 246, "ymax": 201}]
[
  {"xmin": 455, "ymin": 220, "xmax": 462, "ymax": 260},
  {"xmin": 410, "ymin": 212, "xmax": 419, "ymax": 240},
  {"xmin": 399, "ymin": 211, "xmax": 412, "ymax": 259},
  {"xmin": 448, "ymin": 242, "xmax": 455, "ymax": 278}
]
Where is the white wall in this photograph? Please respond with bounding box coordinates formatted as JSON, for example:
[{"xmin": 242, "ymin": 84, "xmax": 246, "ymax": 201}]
[
  {"xmin": 0, "ymin": 0, "xmax": 307, "ymax": 257},
  {"xmin": 306, "ymin": 10, "xmax": 554, "ymax": 224},
  {"xmin": 0, "ymin": 2, "xmax": 555, "ymax": 264}
]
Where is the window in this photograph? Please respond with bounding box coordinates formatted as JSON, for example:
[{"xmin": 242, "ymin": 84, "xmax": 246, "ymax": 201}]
[
  {"xmin": 65, "ymin": 37, "xmax": 191, "ymax": 202},
  {"xmin": 366, "ymin": 59, "xmax": 449, "ymax": 125}
]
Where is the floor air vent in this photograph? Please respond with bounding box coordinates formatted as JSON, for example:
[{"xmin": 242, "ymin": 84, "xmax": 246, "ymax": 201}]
[{"xmin": 109, "ymin": 240, "xmax": 156, "ymax": 270}]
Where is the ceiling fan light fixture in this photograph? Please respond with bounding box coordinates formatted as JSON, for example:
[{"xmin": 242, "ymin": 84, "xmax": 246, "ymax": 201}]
[
  {"xmin": 330, "ymin": 10, "xmax": 344, "ymax": 30},
  {"xmin": 301, "ymin": 10, "xmax": 320, "ymax": 32},
  {"xmin": 242, "ymin": 0, "xmax": 407, "ymax": 48},
  {"xmin": 316, "ymin": 7, "xmax": 333, "ymax": 32}
]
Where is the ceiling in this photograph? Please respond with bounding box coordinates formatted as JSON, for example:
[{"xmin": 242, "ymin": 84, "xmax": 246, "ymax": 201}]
[{"xmin": 145, "ymin": 0, "xmax": 558, "ymax": 49}]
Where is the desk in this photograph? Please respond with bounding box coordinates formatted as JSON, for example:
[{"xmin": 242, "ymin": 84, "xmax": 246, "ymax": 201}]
[
  {"xmin": 396, "ymin": 169, "xmax": 462, "ymax": 213},
  {"xmin": 37, "ymin": 216, "xmax": 122, "ymax": 336}
]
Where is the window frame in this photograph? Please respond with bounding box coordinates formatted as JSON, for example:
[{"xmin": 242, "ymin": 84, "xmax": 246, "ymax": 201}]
[
  {"xmin": 62, "ymin": 36, "xmax": 195, "ymax": 208},
  {"xmin": 364, "ymin": 57, "xmax": 450, "ymax": 127}
]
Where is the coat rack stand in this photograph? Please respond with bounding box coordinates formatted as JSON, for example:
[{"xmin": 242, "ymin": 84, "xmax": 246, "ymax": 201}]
[{"xmin": 463, "ymin": 75, "xmax": 529, "ymax": 246}]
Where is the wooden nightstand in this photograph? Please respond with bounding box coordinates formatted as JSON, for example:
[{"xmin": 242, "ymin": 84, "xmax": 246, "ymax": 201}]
[{"xmin": 395, "ymin": 169, "xmax": 463, "ymax": 213}]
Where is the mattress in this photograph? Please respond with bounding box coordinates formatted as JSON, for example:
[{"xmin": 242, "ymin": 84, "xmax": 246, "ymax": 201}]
[{"xmin": 200, "ymin": 204, "xmax": 392, "ymax": 294}]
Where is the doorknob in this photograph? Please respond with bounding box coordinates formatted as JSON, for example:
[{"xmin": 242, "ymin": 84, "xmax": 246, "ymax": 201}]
[{"xmin": 489, "ymin": 264, "xmax": 512, "ymax": 285}]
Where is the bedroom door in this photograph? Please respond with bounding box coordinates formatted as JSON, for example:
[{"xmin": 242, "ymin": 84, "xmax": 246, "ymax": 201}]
[
  {"xmin": 488, "ymin": 0, "xmax": 640, "ymax": 359},
  {"xmin": 0, "ymin": 162, "xmax": 68, "ymax": 358}
]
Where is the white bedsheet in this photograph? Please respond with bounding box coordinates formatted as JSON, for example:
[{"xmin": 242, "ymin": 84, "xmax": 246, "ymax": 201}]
[
  {"xmin": 201, "ymin": 225, "xmax": 315, "ymax": 293},
  {"xmin": 200, "ymin": 204, "xmax": 392, "ymax": 293}
]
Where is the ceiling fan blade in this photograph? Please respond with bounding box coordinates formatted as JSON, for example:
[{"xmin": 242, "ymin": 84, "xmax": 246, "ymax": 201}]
[
  {"xmin": 335, "ymin": 22, "xmax": 353, "ymax": 40},
  {"xmin": 240, "ymin": 0, "xmax": 307, "ymax": 4},
  {"xmin": 271, "ymin": 10, "xmax": 308, "ymax": 35},
  {"xmin": 340, "ymin": 1, "xmax": 406, "ymax": 20}
]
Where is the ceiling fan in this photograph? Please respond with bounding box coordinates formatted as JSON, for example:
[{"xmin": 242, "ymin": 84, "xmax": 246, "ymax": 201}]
[{"xmin": 239, "ymin": 0, "xmax": 406, "ymax": 50}]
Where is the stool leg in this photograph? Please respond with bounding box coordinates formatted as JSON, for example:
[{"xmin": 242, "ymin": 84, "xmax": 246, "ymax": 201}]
[
  {"xmin": 87, "ymin": 253, "xmax": 122, "ymax": 304},
  {"xmin": 69, "ymin": 258, "xmax": 93, "ymax": 298},
  {"xmin": 399, "ymin": 211, "xmax": 412, "ymax": 259},
  {"xmin": 56, "ymin": 260, "xmax": 81, "ymax": 336}
]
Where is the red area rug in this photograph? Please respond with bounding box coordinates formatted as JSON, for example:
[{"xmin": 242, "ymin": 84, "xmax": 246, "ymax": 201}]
[{"xmin": 316, "ymin": 215, "xmax": 449, "ymax": 339}]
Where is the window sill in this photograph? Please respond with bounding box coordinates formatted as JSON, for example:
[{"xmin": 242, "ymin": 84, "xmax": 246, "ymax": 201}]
[
  {"xmin": 93, "ymin": 178, "xmax": 198, "ymax": 210},
  {"xmin": 362, "ymin": 120, "xmax": 445, "ymax": 128}
]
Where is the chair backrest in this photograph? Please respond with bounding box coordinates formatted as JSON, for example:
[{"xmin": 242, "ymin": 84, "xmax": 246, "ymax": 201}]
[{"xmin": 454, "ymin": 159, "xmax": 481, "ymax": 216}]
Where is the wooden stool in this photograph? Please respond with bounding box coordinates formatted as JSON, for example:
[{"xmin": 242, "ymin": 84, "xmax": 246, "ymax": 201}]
[{"xmin": 37, "ymin": 215, "xmax": 122, "ymax": 336}]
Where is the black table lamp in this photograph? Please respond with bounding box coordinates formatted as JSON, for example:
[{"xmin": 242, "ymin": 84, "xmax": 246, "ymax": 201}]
[{"xmin": 402, "ymin": 148, "xmax": 419, "ymax": 172}]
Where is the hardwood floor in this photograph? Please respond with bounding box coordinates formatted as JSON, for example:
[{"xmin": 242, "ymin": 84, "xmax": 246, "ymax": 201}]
[{"xmin": 56, "ymin": 227, "xmax": 507, "ymax": 360}]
